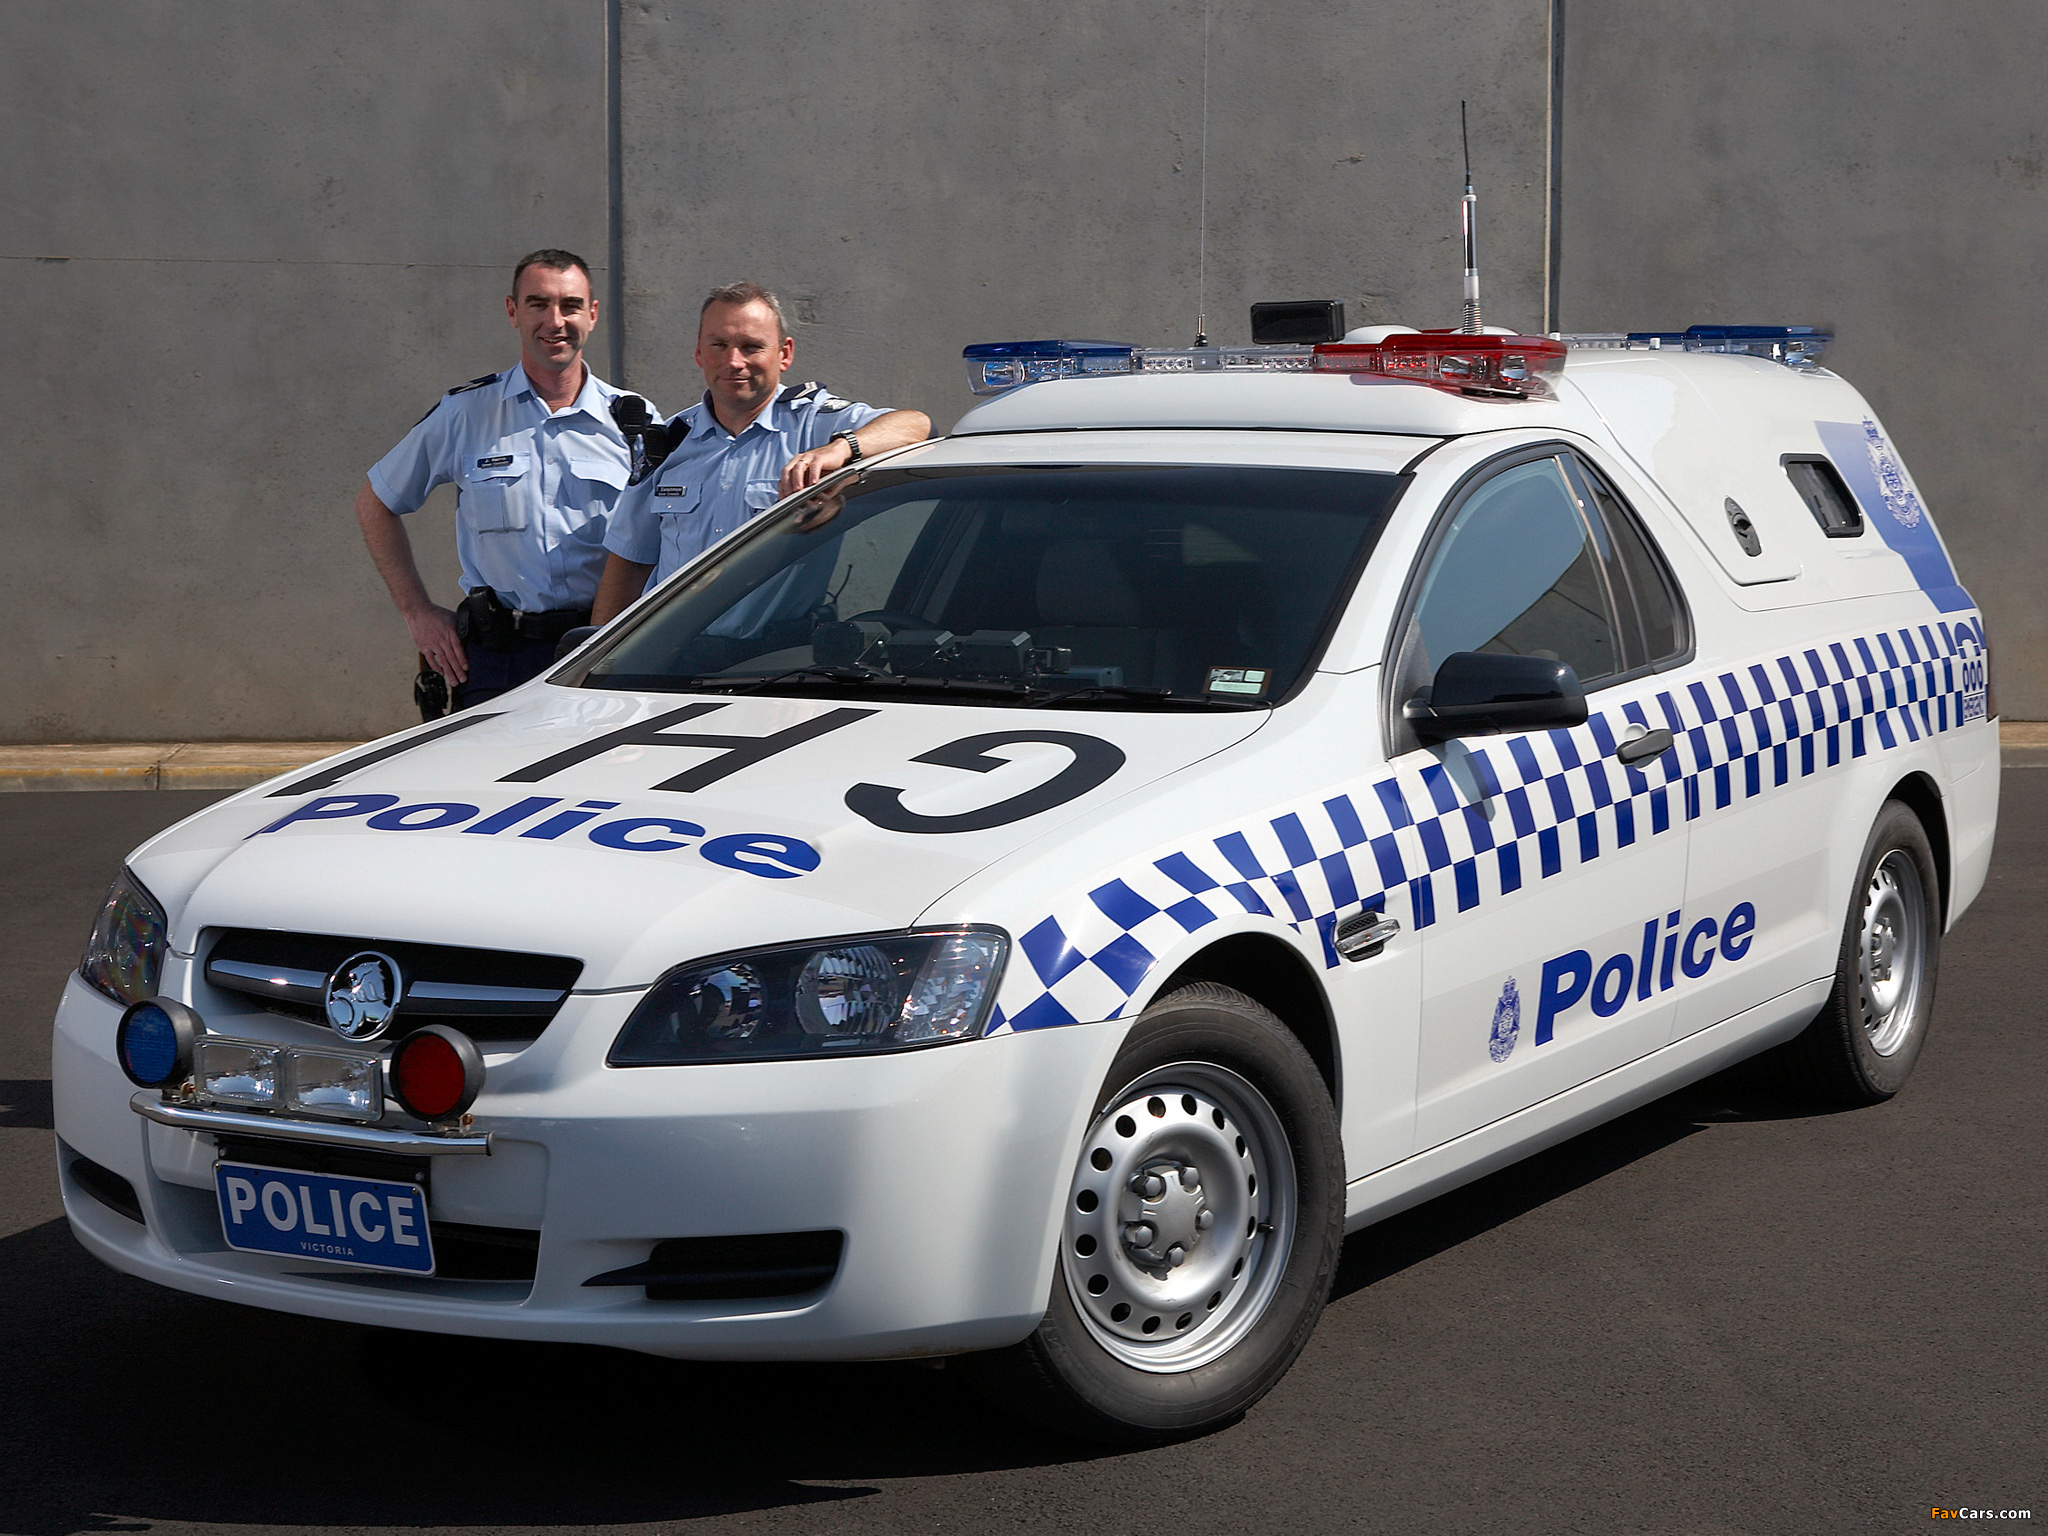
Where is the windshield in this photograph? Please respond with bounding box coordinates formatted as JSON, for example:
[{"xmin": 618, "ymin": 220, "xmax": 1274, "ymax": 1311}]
[{"xmin": 565, "ymin": 463, "xmax": 1403, "ymax": 708}]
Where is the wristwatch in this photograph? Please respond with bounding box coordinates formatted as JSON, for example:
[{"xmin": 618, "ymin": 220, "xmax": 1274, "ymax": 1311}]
[{"xmin": 830, "ymin": 429, "xmax": 864, "ymax": 463}]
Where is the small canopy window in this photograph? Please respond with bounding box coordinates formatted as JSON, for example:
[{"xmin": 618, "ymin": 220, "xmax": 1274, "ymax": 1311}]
[{"xmin": 1785, "ymin": 456, "xmax": 1864, "ymax": 538}]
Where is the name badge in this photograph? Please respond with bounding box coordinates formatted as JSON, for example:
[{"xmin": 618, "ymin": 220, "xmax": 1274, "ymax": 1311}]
[
  {"xmin": 655, "ymin": 485, "xmax": 688, "ymax": 497},
  {"xmin": 476, "ymin": 454, "xmax": 515, "ymax": 470}
]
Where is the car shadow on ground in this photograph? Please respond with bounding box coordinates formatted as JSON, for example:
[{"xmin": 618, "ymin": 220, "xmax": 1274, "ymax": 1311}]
[
  {"xmin": 0, "ymin": 1212, "xmax": 1105, "ymax": 1536},
  {"xmin": 1329, "ymin": 1057, "xmax": 1849, "ymax": 1302},
  {"xmin": 0, "ymin": 1058, "xmax": 1846, "ymax": 1536}
]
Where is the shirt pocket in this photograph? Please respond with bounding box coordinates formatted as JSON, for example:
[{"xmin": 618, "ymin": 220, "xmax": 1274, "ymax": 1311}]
[
  {"xmin": 744, "ymin": 478, "xmax": 783, "ymax": 515},
  {"xmin": 562, "ymin": 453, "xmax": 629, "ymax": 545},
  {"xmin": 651, "ymin": 464, "xmax": 699, "ymax": 517},
  {"xmin": 566, "ymin": 453, "xmax": 628, "ymax": 495},
  {"xmin": 460, "ymin": 451, "xmax": 533, "ymax": 533}
]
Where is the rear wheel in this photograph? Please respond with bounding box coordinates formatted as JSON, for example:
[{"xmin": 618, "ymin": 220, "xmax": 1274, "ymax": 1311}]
[
  {"xmin": 963, "ymin": 982, "xmax": 1343, "ymax": 1444},
  {"xmin": 1773, "ymin": 800, "xmax": 1941, "ymax": 1104}
]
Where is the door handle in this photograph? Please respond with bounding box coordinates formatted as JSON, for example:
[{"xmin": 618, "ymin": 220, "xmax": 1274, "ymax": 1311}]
[
  {"xmin": 1615, "ymin": 726, "xmax": 1675, "ymax": 766},
  {"xmin": 1334, "ymin": 911, "xmax": 1401, "ymax": 960}
]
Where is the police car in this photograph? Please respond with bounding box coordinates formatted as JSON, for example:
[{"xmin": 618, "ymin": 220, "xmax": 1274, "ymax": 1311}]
[{"xmin": 54, "ymin": 317, "xmax": 1998, "ymax": 1444}]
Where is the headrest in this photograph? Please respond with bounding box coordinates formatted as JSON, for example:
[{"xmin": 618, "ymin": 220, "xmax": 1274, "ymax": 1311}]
[{"xmin": 1037, "ymin": 539, "xmax": 1141, "ymax": 627}]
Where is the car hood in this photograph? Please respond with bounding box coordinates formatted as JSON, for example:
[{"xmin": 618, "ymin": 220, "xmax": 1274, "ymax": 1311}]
[{"xmin": 133, "ymin": 685, "xmax": 1268, "ymax": 989}]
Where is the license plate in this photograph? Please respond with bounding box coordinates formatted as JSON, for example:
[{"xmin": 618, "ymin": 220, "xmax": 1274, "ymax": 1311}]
[{"xmin": 215, "ymin": 1160, "xmax": 435, "ymax": 1275}]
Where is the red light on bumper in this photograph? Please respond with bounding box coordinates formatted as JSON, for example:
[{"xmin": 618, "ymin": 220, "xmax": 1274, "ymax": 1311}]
[{"xmin": 389, "ymin": 1025, "xmax": 485, "ymax": 1122}]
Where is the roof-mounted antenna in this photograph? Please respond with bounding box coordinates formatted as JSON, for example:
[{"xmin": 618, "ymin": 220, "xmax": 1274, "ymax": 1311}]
[
  {"xmin": 1459, "ymin": 100, "xmax": 1482, "ymax": 334},
  {"xmin": 1192, "ymin": 0, "xmax": 1213, "ymax": 347}
]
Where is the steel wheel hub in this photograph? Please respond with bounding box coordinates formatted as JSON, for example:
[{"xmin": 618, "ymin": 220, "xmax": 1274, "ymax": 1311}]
[
  {"xmin": 1121, "ymin": 1158, "xmax": 1213, "ymax": 1269},
  {"xmin": 1061, "ymin": 1062, "xmax": 1295, "ymax": 1373},
  {"xmin": 1858, "ymin": 851, "xmax": 1926, "ymax": 1056}
]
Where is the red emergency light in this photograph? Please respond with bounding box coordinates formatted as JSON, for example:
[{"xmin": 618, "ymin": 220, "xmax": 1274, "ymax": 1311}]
[
  {"xmin": 389, "ymin": 1025, "xmax": 485, "ymax": 1122},
  {"xmin": 1310, "ymin": 331, "xmax": 1568, "ymax": 398}
]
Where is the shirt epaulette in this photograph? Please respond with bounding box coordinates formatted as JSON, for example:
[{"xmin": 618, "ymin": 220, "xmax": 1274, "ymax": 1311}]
[
  {"xmin": 785, "ymin": 381, "xmax": 855, "ymax": 412},
  {"xmin": 411, "ymin": 372, "xmax": 502, "ymax": 427}
]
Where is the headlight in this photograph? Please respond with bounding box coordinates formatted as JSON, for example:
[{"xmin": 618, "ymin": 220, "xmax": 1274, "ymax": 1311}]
[
  {"xmin": 609, "ymin": 928, "xmax": 1008, "ymax": 1065},
  {"xmin": 79, "ymin": 868, "xmax": 167, "ymax": 1007}
]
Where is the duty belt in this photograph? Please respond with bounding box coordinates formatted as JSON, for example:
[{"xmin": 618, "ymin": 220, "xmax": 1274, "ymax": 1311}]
[
  {"xmin": 508, "ymin": 606, "xmax": 593, "ymax": 644},
  {"xmin": 457, "ymin": 590, "xmax": 593, "ymax": 651}
]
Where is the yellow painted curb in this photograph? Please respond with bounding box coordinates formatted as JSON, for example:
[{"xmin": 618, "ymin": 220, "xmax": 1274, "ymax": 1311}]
[
  {"xmin": 0, "ymin": 743, "xmax": 362, "ymax": 793},
  {"xmin": 1999, "ymin": 721, "xmax": 2048, "ymax": 768}
]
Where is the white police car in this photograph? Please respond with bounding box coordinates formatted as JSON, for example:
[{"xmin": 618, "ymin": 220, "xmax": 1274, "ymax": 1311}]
[{"xmin": 54, "ymin": 319, "xmax": 1998, "ymax": 1443}]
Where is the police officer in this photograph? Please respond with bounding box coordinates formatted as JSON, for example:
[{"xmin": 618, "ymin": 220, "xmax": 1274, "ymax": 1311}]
[
  {"xmin": 588, "ymin": 281, "xmax": 930, "ymax": 624},
  {"xmin": 356, "ymin": 249, "xmax": 653, "ymax": 710}
]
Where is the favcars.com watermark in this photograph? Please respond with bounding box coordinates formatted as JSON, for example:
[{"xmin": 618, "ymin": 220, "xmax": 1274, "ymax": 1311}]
[{"xmin": 1931, "ymin": 1509, "xmax": 2032, "ymax": 1521}]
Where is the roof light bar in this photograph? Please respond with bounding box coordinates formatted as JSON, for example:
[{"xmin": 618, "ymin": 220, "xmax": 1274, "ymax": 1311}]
[
  {"xmin": 1560, "ymin": 324, "xmax": 1831, "ymax": 367},
  {"xmin": 962, "ymin": 330, "xmax": 1565, "ymax": 399}
]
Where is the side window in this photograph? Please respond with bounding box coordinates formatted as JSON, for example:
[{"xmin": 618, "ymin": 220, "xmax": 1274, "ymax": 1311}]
[
  {"xmin": 1406, "ymin": 455, "xmax": 1624, "ymax": 688},
  {"xmin": 1784, "ymin": 456, "xmax": 1864, "ymax": 537},
  {"xmin": 1564, "ymin": 456, "xmax": 1690, "ymax": 667}
]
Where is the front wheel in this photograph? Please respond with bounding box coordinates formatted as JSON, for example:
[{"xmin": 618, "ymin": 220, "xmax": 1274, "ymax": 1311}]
[
  {"xmin": 962, "ymin": 983, "xmax": 1344, "ymax": 1444},
  {"xmin": 1772, "ymin": 800, "xmax": 1942, "ymax": 1104}
]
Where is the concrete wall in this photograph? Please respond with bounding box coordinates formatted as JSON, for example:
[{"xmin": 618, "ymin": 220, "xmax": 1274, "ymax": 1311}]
[
  {"xmin": 615, "ymin": 0, "xmax": 1553, "ymax": 431},
  {"xmin": 2, "ymin": 0, "xmax": 607, "ymax": 742},
  {"xmin": 5, "ymin": 0, "xmax": 2042, "ymax": 738},
  {"xmin": 1559, "ymin": 0, "xmax": 2048, "ymax": 715}
]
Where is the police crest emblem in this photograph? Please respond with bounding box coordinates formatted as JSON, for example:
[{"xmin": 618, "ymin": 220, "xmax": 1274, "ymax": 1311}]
[
  {"xmin": 1861, "ymin": 417, "xmax": 1924, "ymax": 529},
  {"xmin": 1488, "ymin": 977, "xmax": 1521, "ymax": 1063}
]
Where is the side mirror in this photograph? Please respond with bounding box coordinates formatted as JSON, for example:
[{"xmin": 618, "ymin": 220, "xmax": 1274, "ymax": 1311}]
[
  {"xmin": 554, "ymin": 625, "xmax": 600, "ymax": 662},
  {"xmin": 1403, "ymin": 651, "xmax": 1587, "ymax": 743}
]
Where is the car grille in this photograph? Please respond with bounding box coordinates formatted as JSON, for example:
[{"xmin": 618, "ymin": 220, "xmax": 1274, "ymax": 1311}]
[{"xmin": 204, "ymin": 928, "xmax": 582, "ymax": 1044}]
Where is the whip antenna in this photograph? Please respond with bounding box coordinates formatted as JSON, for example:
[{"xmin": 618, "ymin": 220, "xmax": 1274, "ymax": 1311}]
[
  {"xmin": 1459, "ymin": 100, "xmax": 1482, "ymax": 334},
  {"xmin": 1193, "ymin": 0, "xmax": 1212, "ymax": 347}
]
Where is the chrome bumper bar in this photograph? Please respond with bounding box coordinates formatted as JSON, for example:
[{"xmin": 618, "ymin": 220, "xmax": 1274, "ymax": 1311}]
[{"xmin": 130, "ymin": 1092, "xmax": 492, "ymax": 1156}]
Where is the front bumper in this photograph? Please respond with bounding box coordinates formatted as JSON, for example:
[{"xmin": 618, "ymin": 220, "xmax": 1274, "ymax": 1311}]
[{"xmin": 52, "ymin": 973, "xmax": 1125, "ymax": 1359}]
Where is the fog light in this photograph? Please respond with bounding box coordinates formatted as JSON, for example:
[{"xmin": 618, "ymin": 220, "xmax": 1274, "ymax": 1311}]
[
  {"xmin": 195, "ymin": 1038, "xmax": 280, "ymax": 1108},
  {"xmin": 116, "ymin": 999, "xmax": 200, "ymax": 1088},
  {"xmin": 388, "ymin": 1025, "xmax": 484, "ymax": 1122},
  {"xmin": 284, "ymin": 1048, "xmax": 382, "ymax": 1122}
]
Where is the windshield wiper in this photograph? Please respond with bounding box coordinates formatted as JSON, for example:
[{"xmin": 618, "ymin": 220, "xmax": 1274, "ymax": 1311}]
[
  {"xmin": 723, "ymin": 665, "xmax": 883, "ymax": 695},
  {"xmin": 1025, "ymin": 684, "xmax": 1269, "ymax": 711},
  {"xmin": 696, "ymin": 666, "xmax": 1036, "ymax": 701},
  {"xmin": 596, "ymin": 668, "xmax": 1251, "ymax": 707},
  {"xmin": 869, "ymin": 674, "xmax": 1036, "ymax": 699},
  {"xmin": 589, "ymin": 666, "xmax": 874, "ymax": 695}
]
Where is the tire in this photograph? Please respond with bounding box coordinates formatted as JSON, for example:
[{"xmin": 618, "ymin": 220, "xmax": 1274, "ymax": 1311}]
[
  {"xmin": 962, "ymin": 982, "xmax": 1344, "ymax": 1445},
  {"xmin": 1772, "ymin": 800, "xmax": 1942, "ymax": 1104}
]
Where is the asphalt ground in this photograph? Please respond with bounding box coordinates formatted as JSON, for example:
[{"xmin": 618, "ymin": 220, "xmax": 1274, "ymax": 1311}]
[{"xmin": 1, "ymin": 779, "xmax": 2040, "ymax": 1536}]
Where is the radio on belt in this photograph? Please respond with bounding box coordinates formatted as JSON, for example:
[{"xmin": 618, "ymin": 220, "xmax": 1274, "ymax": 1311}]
[{"xmin": 53, "ymin": 128, "xmax": 1989, "ymax": 1450}]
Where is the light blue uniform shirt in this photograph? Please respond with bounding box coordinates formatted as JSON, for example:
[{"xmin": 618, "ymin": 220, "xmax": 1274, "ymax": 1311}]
[
  {"xmin": 603, "ymin": 382, "xmax": 887, "ymax": 585},
  {"xmin": 369, "ymin": 365, "xmax": 646, "ymax": 614}
]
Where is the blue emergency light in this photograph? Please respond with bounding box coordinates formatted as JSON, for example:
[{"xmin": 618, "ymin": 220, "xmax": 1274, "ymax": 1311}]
[
  {"xmin": 961, "ymin": 340, "xmax": 1138, "ymax": 394},
  {"xmin": 117, "ymin": 998, "xmax": 201, "ymax": 1088},
  {"xmin": 1570, "ymin": 324, "xmax": 1833, "ymax": 366}
]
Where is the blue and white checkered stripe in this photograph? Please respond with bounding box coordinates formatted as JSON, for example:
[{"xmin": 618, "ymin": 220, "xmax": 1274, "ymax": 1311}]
[{"xmin": 986, "ymin": 617, "xmax": 1988, "ymax": 1035}]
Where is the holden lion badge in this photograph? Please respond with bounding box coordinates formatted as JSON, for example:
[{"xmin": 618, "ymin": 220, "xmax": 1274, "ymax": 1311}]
[{"xmin": 325, "ymin": 952, "xmax": 402, "ymax": 1041}]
